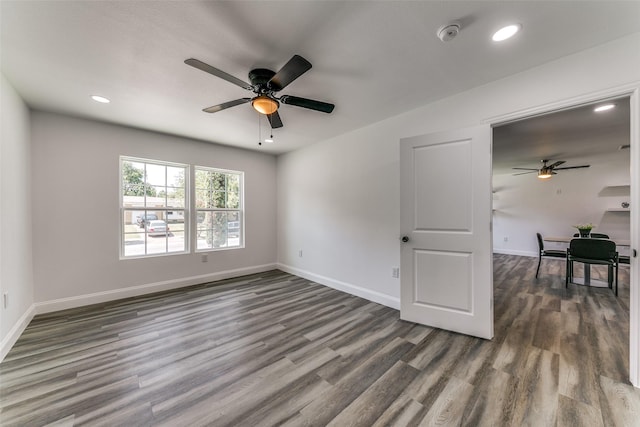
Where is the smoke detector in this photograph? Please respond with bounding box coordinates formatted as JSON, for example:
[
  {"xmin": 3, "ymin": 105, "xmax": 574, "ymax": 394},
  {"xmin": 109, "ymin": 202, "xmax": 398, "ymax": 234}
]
[{"xmin": 437, "ymin": 23, "xmax": 461, "ymax": 42}]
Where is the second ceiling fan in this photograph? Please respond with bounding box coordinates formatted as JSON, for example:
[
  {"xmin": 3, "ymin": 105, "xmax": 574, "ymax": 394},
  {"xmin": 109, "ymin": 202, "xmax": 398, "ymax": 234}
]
[
  {"xmin": 185, "ymin": 54, "xmax": 335, "ymax": 129},
  {"xmin": 512, "ymin": 159, "xmax": 590, "ymax": 179}
]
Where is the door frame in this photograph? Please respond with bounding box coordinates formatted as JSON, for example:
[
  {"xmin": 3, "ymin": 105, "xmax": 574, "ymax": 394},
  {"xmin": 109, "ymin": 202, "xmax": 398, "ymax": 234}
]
[{"xmin": 485, "ymin": 82, "xmax": 640, "ymax": 387}]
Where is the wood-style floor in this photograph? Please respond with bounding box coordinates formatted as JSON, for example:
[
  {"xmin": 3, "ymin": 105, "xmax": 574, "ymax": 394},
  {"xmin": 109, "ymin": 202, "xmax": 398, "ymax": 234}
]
[{"xmin": 1, "ymin": 254, "xmax": 639, "ymax": 426}]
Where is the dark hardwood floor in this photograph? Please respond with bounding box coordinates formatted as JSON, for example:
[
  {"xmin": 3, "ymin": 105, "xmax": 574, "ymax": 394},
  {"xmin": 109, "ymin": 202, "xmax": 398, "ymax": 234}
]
[{"xmin": 1, "ymin": 254, "xmax": 639, "ymax": 426}]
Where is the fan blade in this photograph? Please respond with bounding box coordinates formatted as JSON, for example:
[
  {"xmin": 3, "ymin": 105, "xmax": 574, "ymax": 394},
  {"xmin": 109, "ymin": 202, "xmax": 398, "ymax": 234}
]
[
  {"xmin": 513, "ymin": 171, "xmax": 538, "ymax": 176},
  {"xmin": 268, "ymin": 55, "xmax": 312, "ymax": 91},
  {"xmin": 554, "ymin": 165, "xmax": 590, "ymax": 170},
  {"xmin": 203, "ymin": 98, "xmax": 251, "ymax": 113},
  {"xmin": 185, "ymin": 59, "xmax": 253, "ymax": 90},
  {"xmin": 512, "ymin": 167, "xmax": 538, "ymax": 171},
  {"xmin": 280, "ymin": 95, "xmax": 335, "ymax": 113},
  {"xmin": 548, "ymin": 160, "xmax": 566, "ymax": 168},
  {"xmin": 267, "ymin": 111, "xmax": 283, "ymax": 128}
]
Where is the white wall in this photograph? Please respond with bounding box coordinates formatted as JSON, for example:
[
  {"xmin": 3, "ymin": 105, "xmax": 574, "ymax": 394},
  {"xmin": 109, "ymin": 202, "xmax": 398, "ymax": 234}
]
[
  {"xmin": 277, "ymin": 32, "xmax": 640, "ymax": 305},
  {"xmin": 1, "ymin": 74, "xmax": 34, "ymax": 359},
  {"xmin": 277, "ymin": 131, "xmax": 401, "ymax": 307},
  {"xmin": 31, "ymin": 112, "xmax": 277, "ymax": 308},
  {"xmin": 493, "ymin": 152, "xmax": 631, "ymax": 257}
]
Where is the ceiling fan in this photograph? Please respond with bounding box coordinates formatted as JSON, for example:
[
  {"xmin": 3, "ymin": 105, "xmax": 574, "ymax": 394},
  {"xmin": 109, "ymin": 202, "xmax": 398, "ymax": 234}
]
[
  {"xmin": 184, "ymin": 55, "xmax": 335, "ymax": 129},
  {"xmin": 512, "ymin": 159, "xmax": 590, "ymax": 179}
]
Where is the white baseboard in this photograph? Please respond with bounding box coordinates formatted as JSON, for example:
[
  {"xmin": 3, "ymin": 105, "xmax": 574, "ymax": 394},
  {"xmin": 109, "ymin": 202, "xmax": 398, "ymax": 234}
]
[
  {"xmin": 1, "ymin": 304, "xmax": 36, "ymax": 362},
  {"xmin": 493, "ymin": 248, "xmax": 537, "ymax": 257},
  {"xmin": 277, "ymin": 263, "xmax": 400, "ymax": 310},
  {"xmin": 34, "ymin": 263, "xmax": 278, "ymax": 315}
]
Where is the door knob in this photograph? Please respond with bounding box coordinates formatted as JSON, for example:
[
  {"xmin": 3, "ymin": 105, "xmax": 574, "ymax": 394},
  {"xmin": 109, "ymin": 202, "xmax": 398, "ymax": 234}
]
[{"xmin": 401, "ymin": 236, "xmax": 409, "ymax": 243}]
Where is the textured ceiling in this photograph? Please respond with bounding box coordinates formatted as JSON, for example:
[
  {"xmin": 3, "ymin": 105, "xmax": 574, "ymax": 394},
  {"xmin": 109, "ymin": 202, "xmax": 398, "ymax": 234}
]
[{"xmin": 2, "ymin": 1, "xmax": 640, "ymax": 154}]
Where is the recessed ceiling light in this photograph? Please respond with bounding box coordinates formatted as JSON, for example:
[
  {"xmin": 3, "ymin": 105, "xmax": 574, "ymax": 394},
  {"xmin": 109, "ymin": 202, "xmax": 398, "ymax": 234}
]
[
  {"xmin": 91, "ymin": 95, "xmax": 110, "ymax": 104},
  {"xmin": 594, "ymin": 103, "xmax": 615, "ymax": 112},
  {"xmin": 492, "ymin": 24, "xmax": 521, "ymax": 42}
]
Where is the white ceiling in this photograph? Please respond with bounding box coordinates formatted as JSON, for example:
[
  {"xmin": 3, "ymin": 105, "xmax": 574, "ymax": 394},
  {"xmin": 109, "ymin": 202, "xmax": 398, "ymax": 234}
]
[
  {"xmin": 2, "ymin": 1, "xmax": 640, "ymax": 154},
  {"xmin": 493, "ymin": 97, "xmax": 631, "ymax": 176}
]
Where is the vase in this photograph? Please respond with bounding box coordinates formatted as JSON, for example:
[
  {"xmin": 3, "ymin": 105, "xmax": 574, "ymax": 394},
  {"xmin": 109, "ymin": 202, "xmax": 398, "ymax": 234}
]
[{"xmin": 579, "ymin": 229, "xmax": 591, "ymax": 238}]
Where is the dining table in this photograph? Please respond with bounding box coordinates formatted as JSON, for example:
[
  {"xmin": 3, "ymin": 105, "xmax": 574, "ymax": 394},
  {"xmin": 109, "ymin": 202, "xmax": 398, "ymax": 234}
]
[{"xmin": 543, "ymin": 236, "xmax": 630, "ymax": 287}]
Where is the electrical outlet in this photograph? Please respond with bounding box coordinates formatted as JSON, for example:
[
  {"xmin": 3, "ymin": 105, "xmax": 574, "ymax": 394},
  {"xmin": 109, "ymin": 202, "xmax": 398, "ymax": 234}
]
[
  {"xmin": 201, "ymin": 254, "xmax": 208, "ymax": 263},
  {"xmin": 503, "ymin": 236, "xmax": 509, "ymax": 242},
  {"xmin": 298, "ymin": 250, "xmax": 303, "ymax": 258},
  {"xmin": 392, "ymin": 267, "xmax": 400, "ymax": 278}
]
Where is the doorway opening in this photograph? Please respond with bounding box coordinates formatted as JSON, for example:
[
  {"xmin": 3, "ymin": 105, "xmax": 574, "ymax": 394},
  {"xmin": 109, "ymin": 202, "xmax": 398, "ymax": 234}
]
[{"xmin": 491, "ymin": 95, "xmax": 633, "ymax": 383}]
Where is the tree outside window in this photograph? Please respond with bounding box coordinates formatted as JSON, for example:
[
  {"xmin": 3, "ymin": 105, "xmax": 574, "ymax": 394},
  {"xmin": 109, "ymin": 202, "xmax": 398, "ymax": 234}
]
[{"xmin": 195, "ymin": 167, "xmax": 243, "ymax": 250}]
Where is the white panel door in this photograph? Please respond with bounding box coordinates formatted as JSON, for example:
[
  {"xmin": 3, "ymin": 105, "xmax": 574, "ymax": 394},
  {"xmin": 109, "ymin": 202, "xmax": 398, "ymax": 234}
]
[{"xmin": 400, "ymin": 125, "xmax": 493, "ymax": 339}]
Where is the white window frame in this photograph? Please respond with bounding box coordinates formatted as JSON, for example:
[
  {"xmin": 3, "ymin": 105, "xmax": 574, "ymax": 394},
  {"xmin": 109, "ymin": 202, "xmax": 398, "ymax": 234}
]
[
  {"xmin": 120, "ymin": 156, "xmax": 190, "ymax": 259},
  {"xmin": 194, "ymin": 166, "xmax": 245, "ymax": 252}
]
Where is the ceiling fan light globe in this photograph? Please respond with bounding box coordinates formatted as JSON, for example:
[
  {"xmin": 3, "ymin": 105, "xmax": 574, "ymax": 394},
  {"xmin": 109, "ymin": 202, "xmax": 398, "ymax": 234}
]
[
  {"xmin": 252, "ymin": 96, "xmax": 279, "ymax": 115},
  {"xmin": 538, "ymin": 171, "xmax": 553, "ymax": 179}
]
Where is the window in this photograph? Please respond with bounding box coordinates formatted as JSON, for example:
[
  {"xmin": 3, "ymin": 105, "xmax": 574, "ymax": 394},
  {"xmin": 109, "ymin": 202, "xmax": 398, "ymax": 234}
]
[
  {"xmin": 120, "ymin": 157, "xmax": 188, "ymax": 257},
  {"xmin": 195, "ymin": 167, "xmax": 243, "ymax": 250}
]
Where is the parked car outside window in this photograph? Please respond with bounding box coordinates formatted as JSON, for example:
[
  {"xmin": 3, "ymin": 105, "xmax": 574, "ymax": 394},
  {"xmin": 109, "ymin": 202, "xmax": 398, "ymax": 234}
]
[
  {"xmin": 228, "ymin": 221, "xmax": 240, "ymax": 238},
  {"xmin": 137, "ymin": 214, "xmax": 158, "ymax": 228},
  {"xmin": 146, "ymin": 220, "xmax": 170, "ymax": 236}
]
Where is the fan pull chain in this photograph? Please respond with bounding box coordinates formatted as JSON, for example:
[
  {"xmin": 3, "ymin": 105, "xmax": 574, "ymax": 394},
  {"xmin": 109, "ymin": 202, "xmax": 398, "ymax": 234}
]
[
  {"xmin": 258, "ymin": 112, "xmax": 262, "ymax": 146},
  {"xmin": 257, "ymin": 113, "xmax": 275, "ymax": 145},
  {"xmin": 266, "ymin": 126, "xmax": 274, "ymax": 144}
]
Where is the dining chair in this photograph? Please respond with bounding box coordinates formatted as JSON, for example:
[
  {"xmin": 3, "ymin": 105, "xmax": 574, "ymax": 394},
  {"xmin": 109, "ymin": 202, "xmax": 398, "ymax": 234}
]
[
  {"xmin": 536, "ymin": 233, "xmax": 566, "ymax": 278},
  {"xmin": 566, "ymin": 238, "xmax": 619, "ymax": 296}
]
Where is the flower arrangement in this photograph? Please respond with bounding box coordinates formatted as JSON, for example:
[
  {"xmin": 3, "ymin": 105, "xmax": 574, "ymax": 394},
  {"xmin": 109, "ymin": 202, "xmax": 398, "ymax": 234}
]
[
  {"xmin": 574, "ymin": 223, "xmax": 595, "ymax": 231},
  {"xmin": 574, "ymin": 223, "xmax": 595, "ymax": 237}
]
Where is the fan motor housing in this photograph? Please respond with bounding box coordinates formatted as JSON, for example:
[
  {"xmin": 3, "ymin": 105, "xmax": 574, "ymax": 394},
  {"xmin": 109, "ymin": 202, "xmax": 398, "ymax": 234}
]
[{"xmin": 249, "ymin": 68, "xmax": 275, "ymax": 88}]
